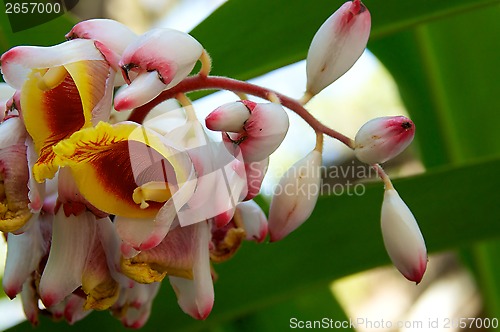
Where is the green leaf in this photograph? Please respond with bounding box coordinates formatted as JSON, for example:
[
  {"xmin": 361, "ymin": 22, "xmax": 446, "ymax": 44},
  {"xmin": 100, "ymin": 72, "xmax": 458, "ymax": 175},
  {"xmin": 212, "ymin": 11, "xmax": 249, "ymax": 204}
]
[
  {"xmin": 189, "ymin": 0, "xmax": 500, "ymax": 81},
  {"xmin": 9, "ymin": 156, "xmax": 500, "ymax": 332},
  {"xmin": 369, "ymin": 3, "xmax": 500, "ymax": 319},
  {"xmin": 222, "ymin": 285, "xmax": 353, "ymax": 332},
  {"xmin": 369, "ymin": 4, "xmax": 500, "ymax": 167},
  {"xmin": 0, "ymin": 10, "xmax": 76, "ymax": 54}
]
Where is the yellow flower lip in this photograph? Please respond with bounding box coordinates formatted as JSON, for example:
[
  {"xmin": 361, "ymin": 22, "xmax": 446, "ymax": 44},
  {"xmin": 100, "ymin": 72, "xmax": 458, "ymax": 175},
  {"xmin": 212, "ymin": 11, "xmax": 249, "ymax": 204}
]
[
  {"xmin": 36, "ymin": 66, "xmax": 68, "ymax": 91},
  {"xmin": 22, "ymin": 59, "xmax": 112, "ymax": 183},
  {"xmin": 53, "ymin": 121, "xmax": 193, "ymax": 218},
  {"xmin": 133, "ymin": 181, "xmax": 173, "ymax": 209}
]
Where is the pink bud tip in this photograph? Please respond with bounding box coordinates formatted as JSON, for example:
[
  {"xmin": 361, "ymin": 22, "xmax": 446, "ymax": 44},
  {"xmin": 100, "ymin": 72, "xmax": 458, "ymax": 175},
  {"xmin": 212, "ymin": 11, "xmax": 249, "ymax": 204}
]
[
  {"xmin": 4, "ymin": 286, "xmax": 20, "ymax": 300},
  {"xmin": 306, "ymin": 0, "xmax": 371, "ymax": 95},
  {"xmin": 221, "ymin": 102, "xmax": 289, "ymax": 162},
  {"xmin": 119, "ymin": 28, "xmax": 203, "ymax": 89},
  {"xmin": 354, "ymin": 116, "xmax": 415, "ymax": 164},
  {"xmin": 41, "ymin": 292, "xmax": 58, "ymax": 308},
  {"xmin": 205, "ymin": 101, "xmax": 252, "ymax": 132},
  {"xmin": 381, "ymin": 188, "xmax": 427, "ymax": 284}
]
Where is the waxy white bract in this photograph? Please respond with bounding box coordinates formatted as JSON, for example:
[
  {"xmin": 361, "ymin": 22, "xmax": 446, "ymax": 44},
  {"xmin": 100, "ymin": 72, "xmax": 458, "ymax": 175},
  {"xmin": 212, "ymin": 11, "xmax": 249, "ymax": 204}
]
[
  {"xmin": 216, "ymin": 101, "xmax": 289, "ymax": 163},
  {"xmin": 66, "ymin": 19, "xmax": 138, "ymax": 72},
  {"xmin": 268, "ymin": 149, "xmax": 322, "ymax": 242},
  {"xmin": 306, "ymin": 0, "xmax": 371, "ymax": 96},
  {"xmin": 115, "ymin": 29, "xmax": 203, "ymax": 110},
  {"xmin": 205, "ymin": 101, "xmax": 251, "ymax": 132},
  {"xmin": 381, "ymin": 188, "xmax": 427, "ymax": 284},
  {"xmin": 354, "ymin": 115, "xmax": 415, "ymax": 165}
]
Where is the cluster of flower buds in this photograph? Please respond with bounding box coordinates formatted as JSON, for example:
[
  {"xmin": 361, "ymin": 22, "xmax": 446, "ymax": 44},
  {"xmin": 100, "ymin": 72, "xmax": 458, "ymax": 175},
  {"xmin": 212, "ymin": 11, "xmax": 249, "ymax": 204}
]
[
  {"xmin": 0, "ymin": 0, "xmax": 427, "ymax": 328},
  {"xmin": 0, "ymin": 19, "xmax": 269, "ymax": 326}
]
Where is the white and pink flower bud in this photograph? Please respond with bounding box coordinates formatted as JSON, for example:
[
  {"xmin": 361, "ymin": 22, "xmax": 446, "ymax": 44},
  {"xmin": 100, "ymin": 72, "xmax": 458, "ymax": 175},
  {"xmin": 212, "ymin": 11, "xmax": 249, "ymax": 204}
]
[
  {"xmin": 381, "ymin": 188, "xmax": 427, "ymax": 284},
  {"xmin": 237, "ymin": 200, "xmax": 268, "ymax": 242},
  {"xmin": 215, "ymin": 101, "xmax": 289, "ymax": 162},
  {"xmin": 3, "ymin": 215, "xmax": 50, "ymax": 299},
  {"xmin": 354, "ymin": 116, "xmax": 415, "ymax": 165},
  {"xmin": 268, "ymin": 149, "xmax": 322, "ymax": 242},
  {"xmin": 115, "ymin": 29, "xmax": 203, "ymax": 110},
  {"xmin": 66, "ymin": 19, "xmax": 138, "ymax": 71},
  {"xmin": 205, "ymin": 101, "xmax": 251, "ymax": 132},
  {"xmin": 306, "ymin": 0, "xmax": 371, "ymax": 96},
  {"xmin": 20, "ymin": 275, "xmax": 40, "ymax": 325},
  {"xmin": 112, "ymin": 282, "xmax": 160, "ymax": 328}
]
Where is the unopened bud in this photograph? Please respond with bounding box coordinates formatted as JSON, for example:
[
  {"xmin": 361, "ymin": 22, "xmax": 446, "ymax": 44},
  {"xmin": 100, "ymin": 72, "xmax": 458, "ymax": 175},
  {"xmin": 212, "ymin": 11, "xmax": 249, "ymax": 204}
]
[
  {"xmin": 221, "ymin": 102, "xmax": 289, "ymax": 162},
  {"xmin": 205, "ymin": 100, "xmax": 252, "ymax": 132},
  {"xmin": 268, "ymin": 150, "xmax": 322, "ymax": 242},
  {"xmin": 115, "ymin": 29, "xmax": 203, "ymax": 110},
  {"xmin": 354, "ymin": 116, "xmax": 415, "ymax": 165},
  {"xmin": 306, "ymin": 0, "xmax": 371, "ymax": 96},
  {"xmin": 381, "ymin": 188, "xmax": 427, "ymax": 284},
  {"xmin": 237, "ymin": 200, "xmax": 268, "ymax": 243}
]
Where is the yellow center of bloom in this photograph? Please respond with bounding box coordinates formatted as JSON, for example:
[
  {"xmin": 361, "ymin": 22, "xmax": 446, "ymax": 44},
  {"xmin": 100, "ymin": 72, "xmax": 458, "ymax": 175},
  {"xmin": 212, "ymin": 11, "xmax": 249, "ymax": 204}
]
[
  {"xmin": 132, "ymin": 181, "xmax": 172, "ymax": 209},
  {"xmin": 37, "ymin": 66, "xmax": 68, "ymax": 91},
  {"xmin": 54, "ymin": 121, "xmax": 191, "ymax": 218},
  {"xmin": 21, "ymin": 60, "xmax": 110, "ymax": 183}
]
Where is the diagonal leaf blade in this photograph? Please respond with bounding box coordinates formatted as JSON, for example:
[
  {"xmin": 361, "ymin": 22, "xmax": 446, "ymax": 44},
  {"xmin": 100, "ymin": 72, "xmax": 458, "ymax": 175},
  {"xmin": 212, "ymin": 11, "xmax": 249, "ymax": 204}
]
[
  {"xmin": 189, "ymin": 0, "xmax": 500, "ymax": 81},
  {"xmin": 9, "ymin": 156, "xmax": 500, "ymax": 332}
]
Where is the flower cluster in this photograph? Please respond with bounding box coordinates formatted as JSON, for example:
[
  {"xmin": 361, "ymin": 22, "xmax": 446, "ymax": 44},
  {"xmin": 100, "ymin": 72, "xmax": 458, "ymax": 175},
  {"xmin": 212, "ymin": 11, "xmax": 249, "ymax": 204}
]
[{"xmin": 0, "ymin": 0, "xmax": 427, "ymax": 328}]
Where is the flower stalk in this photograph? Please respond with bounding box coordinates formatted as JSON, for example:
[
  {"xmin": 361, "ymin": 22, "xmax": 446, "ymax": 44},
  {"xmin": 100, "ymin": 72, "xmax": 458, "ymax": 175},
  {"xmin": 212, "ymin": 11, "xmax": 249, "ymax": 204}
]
[{"xmin": 128, "ymin": 75, "xmax": 355, "ymax": 149}]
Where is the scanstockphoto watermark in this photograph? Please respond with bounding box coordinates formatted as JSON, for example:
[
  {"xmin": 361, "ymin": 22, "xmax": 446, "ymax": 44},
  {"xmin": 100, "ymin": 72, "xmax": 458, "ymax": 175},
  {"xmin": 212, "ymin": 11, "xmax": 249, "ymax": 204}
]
[
  {"xmin": 289, "ymin": 317, "xmax": 500, "ymax": 329},
  {"xmin": 259, "ymin": 161, "xmax": 378, "ymax": 199}
]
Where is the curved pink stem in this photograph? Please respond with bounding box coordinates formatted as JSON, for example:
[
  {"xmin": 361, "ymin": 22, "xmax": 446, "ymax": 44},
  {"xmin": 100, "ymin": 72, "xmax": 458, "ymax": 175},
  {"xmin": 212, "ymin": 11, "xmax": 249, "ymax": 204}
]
[{"xmin": 128, "ymin": 75, "xmax": 355, "ymax": 149}]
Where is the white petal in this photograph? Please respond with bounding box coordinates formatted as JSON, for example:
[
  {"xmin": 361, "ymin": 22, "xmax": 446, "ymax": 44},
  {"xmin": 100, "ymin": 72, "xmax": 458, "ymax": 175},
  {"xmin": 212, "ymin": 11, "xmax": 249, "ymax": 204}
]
[
  {"xmin": 114, "ymin": 71, "xmax": 167, "ymax": 110},
  {"xmin": 25, "ymin": 137, "xmax": 45, "ymax": 212},
  {"xmin": 114, "ymin": 215, "xmax": 170, "ymax": 252},
  {"xmin": 3, "ymin": 215, "xmax": 47, "ymax": 298},
  {"xmin": 0, "ymin": 117, "xmax": 26, "ymax": 149},
  {"xmin": 39, "ymin": 210, "xmax": 96, "ymax": 307},
  {"xmin": 224, "ymin": 103, "xmax": 289, "ymax": 162},
  {"xmin": 237, "ymin": 200, "xmax": 268, "ymax": 242},
  {"xmin": 163, "ymin": 115, "xmax": 210, "ymax": 150},
  {"xmin": 115, "ymin": 282, "xmax": 160, "ymax": 328},
  {"xmin": 96, "ymin": 217, "xmax": 134, "ymax": 286},
  {"xmin": 268, "ymin": 150, "xmax": 322, "ymax": 241},
  {"xmin": 119, "ymin": 28, "xmax": 202, "ymax": 88},
  {"xmin": 381, "ymin": 188, "xmax": 427, "ymax": 283},
  {"xmin": 178, "ymin": 142, "xmax": 245, "ymax": 226},
  {"xmin": 169, "ymin": 221, "xmax": 213, "ymax": 320},
  {"xmin": 1, "ymin": 39, "xmax": 103, "ymax": 89},
  {"xmin": 66, "ymin": 19, "xmax": 138, "ymax": 57},
  {"xmin": 61, "ymin": 294, "xmax": 92, "ymax": 324},
  {"xmin": 244, "ymin": 158, "xmax": 269, "ymax": 200},
  {"xmin": 143, "ymin": 107, "xmax": 187, "ymax": 136},
  {"xmin": 205, "ymin": 101, "xmax": 251, "ymax": 132},
  {"xmin": 0, "ymin": 82, "xmax": 16, "ymax": 100},
  {"xmin": 20, "ymin": 275, "xmax": 40, "ymax": 325}
]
